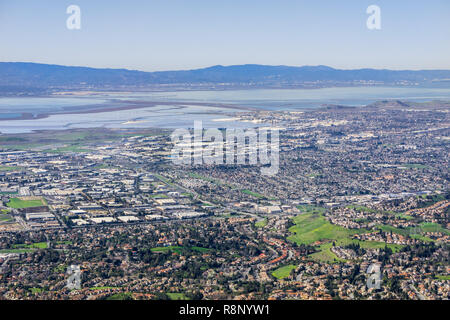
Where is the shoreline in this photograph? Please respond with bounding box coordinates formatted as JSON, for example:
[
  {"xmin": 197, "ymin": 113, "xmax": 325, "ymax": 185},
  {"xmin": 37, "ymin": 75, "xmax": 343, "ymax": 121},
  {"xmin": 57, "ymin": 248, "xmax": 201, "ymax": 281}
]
[{"xmin": 0, "ymin": 100, "xmax": 258, "ymax": 122}]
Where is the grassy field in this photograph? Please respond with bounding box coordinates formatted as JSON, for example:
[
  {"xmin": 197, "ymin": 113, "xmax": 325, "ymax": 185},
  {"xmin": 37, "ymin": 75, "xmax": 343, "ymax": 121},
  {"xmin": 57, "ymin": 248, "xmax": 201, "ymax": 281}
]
[
  {"xmin": 13, "ymin": 242, "xmax": 48, "ymax": 249},
  {"xmin": 271, "ymin": 264, "xmax": 297, "ymax": 279},
  {"xmin": 309, "ymin": 238, "xmax": 403, "ymax": 263},
  {"xmin": 309, "ymin": 242, "xmax": 345, "ymax": 263},
  {"xmin": 53, "ymin": 132, "xmax": 92, "ymax": 141},
  {"xmin": 288, "ymin": 213, "xmax": 403, "ymax": 263},
  {"xmin": 0, "ymin": 248, "xmax": 35, "ymax": 253},
  {"xmin": 255, "ymin": 218, "xmax": 268, "ymax": 228},
  {"xmin": 419, "ymin": 222, "xmax": 450, "ymax": 235},
  {"xmin": 151, "ymin": 246, "xmax": 211, "ymax": 254},
  {"xmin": 6, "ymin": 197, "xmax": 46, "ymax": 209},
  {"xmin": 377, "ymin": 224, "xmax": 409, "ymax": 236},
  {"xmin": 377, "ymin": 223, "xmax": 449, "ymax": 242},
  {"xmin": 29, "ymin": 287, "xmax": 44, "ymax": 294},
  {"xmin": 0, "ymin": 128, "xmax": 169, "ymax": 152},
  {"xmin": 167, "ymin": 292, "xmax": 189, "ymax": 300},
  {"xmin": 0, "ymin": 166, "xmax": 23, "ymax": 172},
  {"xmin": 400, "ymin": 163, "xmax": 428, "ymax": 169},
  {"xmin": 42, "ymin": 144, "xmax": 92, "ymax": 153},
  {"xmin": 241, "ymin": 189, "xmax": 267, "ymax": 199},
  {"xmin": 346, "ymin": 204, "xmax": 377, "ymax": 213},
  {"xmin": 435, "ymin": 275, "xmax": 450, "ymax": 281},
  {"xmin": 288, "ymin": 213, "xmax": 360, "ymax": 245},
  {"xmin": 0, "ymin": 192, "xmax": 18, "ymax": 196},
  {"xmin": 0, "ymin": 214, "xmax": 13, "ymax": 223},
  {"xmin": 53, "ymin": 264, "xmax": 67, "ymax": 273},
  {"xmin": 393, "ymin": 212, "xmax": 415, "ymax": 220},
  {"xmin": 90, "ymin": 286, "xmax": 119, "ymax": 290}
]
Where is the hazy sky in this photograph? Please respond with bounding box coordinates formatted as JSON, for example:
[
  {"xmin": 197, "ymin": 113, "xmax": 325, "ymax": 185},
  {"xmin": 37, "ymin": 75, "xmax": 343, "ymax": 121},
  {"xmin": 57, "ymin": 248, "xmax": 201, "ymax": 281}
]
[{"xmin": 1, "ymin": 0, "xmax": 449, "ymax": 71}]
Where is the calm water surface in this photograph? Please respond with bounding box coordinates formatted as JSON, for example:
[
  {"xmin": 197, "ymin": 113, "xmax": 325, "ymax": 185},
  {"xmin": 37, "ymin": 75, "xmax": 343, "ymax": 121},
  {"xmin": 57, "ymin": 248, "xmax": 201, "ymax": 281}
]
[{"xmin": 0, "ymin": 87, "xmax": 449, "ymax": 133}]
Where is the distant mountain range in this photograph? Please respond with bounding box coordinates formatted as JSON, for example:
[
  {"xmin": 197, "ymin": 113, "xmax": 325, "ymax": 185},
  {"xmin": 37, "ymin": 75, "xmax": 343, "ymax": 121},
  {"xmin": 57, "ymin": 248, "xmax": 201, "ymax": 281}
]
[{"xmin": 1, "ymin": 62, "xmax": 450, "ymax": 94}]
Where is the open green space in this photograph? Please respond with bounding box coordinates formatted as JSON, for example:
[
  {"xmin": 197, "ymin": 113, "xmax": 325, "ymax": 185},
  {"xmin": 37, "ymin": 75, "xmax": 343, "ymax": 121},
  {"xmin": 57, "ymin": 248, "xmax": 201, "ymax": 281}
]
[
  {"xmin": 0, "ymin": 248, "xmax": 35, "ymax": 253},
  {"xmin": 377, "ymin": 224, "xmax": 409, "ymax": 236},
  {"xmin": 53, "ymin": 264, "xmax": 67, "ymax": 273},
  {"xmin": 42, "ymin": 144, "xmax": 92, "ymax": 153},
  {"xmin": 202, "ymin": 202, "xmax": 213, "ymax": 207},
  {"xmin": 13, "ymin": 242, "xmax": 48, "ymax": 249},
  {"xmin": 181, "ymin": 192, "xmax": 193, "ymax": 197},
  {"xmin": 288, "ymin": 213, "xmax": 360, "ymax": 245},
  {"xmin": 1, "ymin": 143, "xmax": 47, "ymax": 151},
  {"xmin": 0, "ymin": 166, "xmax": 23, "ymax": 172},
  {"xmin": 241, "ymin": 189, "xmax": 267, "ymax": 199},
  {"xmin": 309, "ymin": 242, "xmax": 345, "ymax": 263},
  {"xmin": 167, "ymin": 292, "xmax": 189, "ymax": 300},
  {"xmin": 0, "ymin": 214, "xmax": 13, "ymax": 223},
  {"xmin": 53, "ymin": 132, "xmax": 91, "ymax": 141},
  {"xmin": 307, "ymin": 173, "xmax": 321, "ymax": 178},
  {"xmin": 0, "ymin": 128, "xmax": 169, "ymax": 152},
  {"xmin": 151, "ymin": 246, "xmax": 211, "ymax": 254},
  {"xmin": 393, "ymin": 212, "xmax": 415, "ymax": 220},
  {"xmin": 346, "ymin": 204, "xmax": 377, "ymax": 213},
  {"xmin": 90, "ymin": 286, "xmax": 119, "ymax": 291},
  {"xmin": 377, "ymin": 223, "xmax": 449, "ymax": 242},
  {"xmin": 255, "ymin": 218, "xmax": 268, "ymax": 228},
  {"xmin": 191, "ymin": 246, "xmax": 211, "ymax": 253},
  {"xmin": 419, "ymin": 222, "xmax": 450, "ymax": 235},
  {"xmin": 400, "ymin": 163, "xmax": 428, "ymax": 169},
  {"xmin": 310, "ymin": 240, "xmax": 403, "ymax": 263},
  {"xmin": 6, "ymin": 197, "xmax": 46, "ymax": 209},
  {"xmin": 0, "ymin": 136, "xmax": 27, "ymax": 143},
  {"xmin": 271, "ymin": 264, "xmax": 297, "ymax": 279},
  {"xmin": 288, "ymin": 213, "xmax": 403, "ymax": 263},
  {"xmin": 0, "ymin": 191, "xmax": 18, "ymax": 195},
  {"xmin": 29, "ymin": 287, "xmax": 44, "ymax": 294}
]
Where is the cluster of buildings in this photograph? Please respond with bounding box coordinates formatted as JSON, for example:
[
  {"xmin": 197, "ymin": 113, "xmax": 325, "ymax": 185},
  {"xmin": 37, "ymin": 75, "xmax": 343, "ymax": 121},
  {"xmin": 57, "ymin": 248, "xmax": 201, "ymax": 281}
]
[{"xmin": 0, "ymin": 101, "xmax": 448, "ymax": 300}]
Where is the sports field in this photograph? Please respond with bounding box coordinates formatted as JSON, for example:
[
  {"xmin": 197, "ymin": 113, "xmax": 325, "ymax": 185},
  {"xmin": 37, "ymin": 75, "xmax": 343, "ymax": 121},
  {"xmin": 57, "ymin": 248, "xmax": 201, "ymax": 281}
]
[{"xmin": 6, "ymin": 197, "xmax": 46, "ymax": 209}]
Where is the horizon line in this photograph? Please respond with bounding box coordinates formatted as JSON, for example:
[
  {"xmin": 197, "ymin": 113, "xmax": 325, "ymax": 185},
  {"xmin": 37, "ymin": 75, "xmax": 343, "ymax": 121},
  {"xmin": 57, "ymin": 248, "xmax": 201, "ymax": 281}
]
[{"xmin": 2, "ymin": 61, "xmax": 450, "ymax": 73}]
